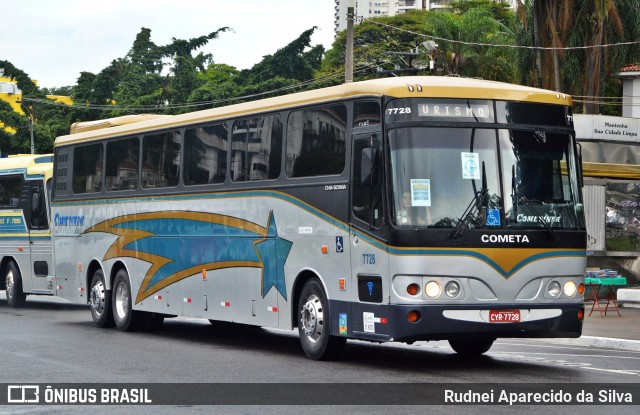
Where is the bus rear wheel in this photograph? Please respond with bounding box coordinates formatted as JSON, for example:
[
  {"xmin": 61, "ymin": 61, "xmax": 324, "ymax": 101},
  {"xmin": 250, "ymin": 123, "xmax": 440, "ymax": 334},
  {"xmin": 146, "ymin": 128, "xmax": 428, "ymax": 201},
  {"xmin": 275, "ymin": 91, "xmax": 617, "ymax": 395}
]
[
  {"xmin": 297, "ymin": 279, "xmax": 346, "ymax": 360},
  {"xmin": 448, "ymin": 338, "xmax": 495, "ymax": 355},
  {"xmin": 112, "ymin": 269, "xmax": 149, "ymax": 331},
  {"xmin": 5, "ymin": 261, "xmax": 26, "ymax": 308},
  {"xmin": 89, "ymin": 269, "xmax": 114, "ymax": 328}
]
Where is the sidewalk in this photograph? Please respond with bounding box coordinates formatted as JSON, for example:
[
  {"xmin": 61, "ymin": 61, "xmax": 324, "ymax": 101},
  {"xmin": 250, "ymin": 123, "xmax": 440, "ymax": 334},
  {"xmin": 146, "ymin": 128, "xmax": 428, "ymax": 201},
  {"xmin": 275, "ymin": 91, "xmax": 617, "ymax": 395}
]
[
  {"xmin": 583, "ymin": 302, "xmax": 640, "ymax": 340},
  {"xmin": 541, "ymin": 302, "xmax": 640, "ymax": 352}
]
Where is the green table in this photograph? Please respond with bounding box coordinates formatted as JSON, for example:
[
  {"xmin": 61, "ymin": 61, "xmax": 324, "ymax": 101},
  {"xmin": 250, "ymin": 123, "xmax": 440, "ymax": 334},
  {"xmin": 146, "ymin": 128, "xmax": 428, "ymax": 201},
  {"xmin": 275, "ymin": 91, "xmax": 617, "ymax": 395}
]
[{"xmin": 585, "ymin": 277, "xmax": 627, "ymax": 317}]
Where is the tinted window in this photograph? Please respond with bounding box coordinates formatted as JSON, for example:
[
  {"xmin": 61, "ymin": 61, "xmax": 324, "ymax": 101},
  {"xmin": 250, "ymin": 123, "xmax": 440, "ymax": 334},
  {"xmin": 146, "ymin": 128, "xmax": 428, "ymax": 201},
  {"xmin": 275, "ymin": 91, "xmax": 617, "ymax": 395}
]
[
  {"xmin": 231, "ymin": 115, "xmax": 282, "ymax": 182},
  {"xmin": 0, "ymin": 176, "xmax": 23, "ymax": 206},
  {"xmin": 73, "ymin": 143, "xmax": 103, "ymax": 194},
  {"xmin": 142, "ymin": 131, "xmax": 181, "ymax": 188},
  {"xmin": 184, "ymin": 124, "xmax": 228, "ymax": 185},
  {"xmin": 354, "ymin": 101, "xmax": 381, "ymax": 128},
  {"xmin": 106, "ymin": 137, "xmax": 139, "ymax": 191},
  {"xmin": 286, "ymin": 104, "xmax": 347, "ymax": 177}
]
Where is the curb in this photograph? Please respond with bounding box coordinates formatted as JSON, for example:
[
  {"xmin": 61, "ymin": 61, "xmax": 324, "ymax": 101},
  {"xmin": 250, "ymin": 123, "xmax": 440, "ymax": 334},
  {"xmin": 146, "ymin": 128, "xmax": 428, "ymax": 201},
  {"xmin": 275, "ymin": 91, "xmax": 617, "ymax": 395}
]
[{"xmin": 535, "ymin": 336, "xmax": 640, "ymax": 352}]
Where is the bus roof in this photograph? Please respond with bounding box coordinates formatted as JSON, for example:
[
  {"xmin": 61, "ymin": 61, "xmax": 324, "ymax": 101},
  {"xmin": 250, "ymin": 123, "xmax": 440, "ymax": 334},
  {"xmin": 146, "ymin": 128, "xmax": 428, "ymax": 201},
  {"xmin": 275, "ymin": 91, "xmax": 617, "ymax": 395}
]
[
  {"xmin": 70, "ymin": 114, "xmax": 172, "ymax": 135},
  {"xmin": 0, "ymin": 154, "xmax": 53, "ymax": 179},
  {"xmin": 55, "ymin": 76, "xmax": 572, "ymax": 147}
]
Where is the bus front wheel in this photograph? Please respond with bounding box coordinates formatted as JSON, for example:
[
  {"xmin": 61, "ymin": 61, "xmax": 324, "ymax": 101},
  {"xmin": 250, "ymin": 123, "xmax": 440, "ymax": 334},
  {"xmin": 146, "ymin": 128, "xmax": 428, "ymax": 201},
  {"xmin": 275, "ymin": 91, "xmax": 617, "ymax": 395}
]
[
  {"xmin": 112, "ymin": 269, "xmax": 149, "ymax": 331},
  {"xmin": 5, "ymin": 261, "xmax": 26, "ymax": 308},
  {"xmin": 448, "ymin": 338, "xmax": 495, "ymax": 355},
  {"xmin": 89, "ymin": 269, "xmax": 114, "ymax": 328},
  {"xmin": 297, "ymin": 279, "xmax": 346, "ymax": 360}
]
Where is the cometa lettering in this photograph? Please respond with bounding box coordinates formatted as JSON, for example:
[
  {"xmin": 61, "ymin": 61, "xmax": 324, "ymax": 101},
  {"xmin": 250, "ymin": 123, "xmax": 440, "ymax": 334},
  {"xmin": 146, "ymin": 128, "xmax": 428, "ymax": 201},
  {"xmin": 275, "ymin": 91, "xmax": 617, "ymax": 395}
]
[
  {"xmin": 481, "ymin": 234, "xmax": 530, "ymax": 243},
  {"xmin": 54, "ymin": 214, "xmax": 85, "ymax": 226}
]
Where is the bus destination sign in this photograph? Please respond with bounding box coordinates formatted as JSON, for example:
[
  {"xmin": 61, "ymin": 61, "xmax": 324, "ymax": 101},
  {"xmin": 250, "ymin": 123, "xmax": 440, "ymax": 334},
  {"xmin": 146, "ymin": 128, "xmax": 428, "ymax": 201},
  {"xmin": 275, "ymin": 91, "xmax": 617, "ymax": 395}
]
[{"xmin": 418, "ymin": 103, "xmax": 491, "ymax": 119}]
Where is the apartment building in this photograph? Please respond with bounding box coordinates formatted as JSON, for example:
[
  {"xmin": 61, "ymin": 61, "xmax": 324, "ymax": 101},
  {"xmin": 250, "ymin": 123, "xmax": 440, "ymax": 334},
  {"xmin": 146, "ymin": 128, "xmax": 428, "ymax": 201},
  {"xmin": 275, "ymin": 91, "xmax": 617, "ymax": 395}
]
[{"xmin": 333, "ymin": 0, "xmax": 516, "ymax": 35}]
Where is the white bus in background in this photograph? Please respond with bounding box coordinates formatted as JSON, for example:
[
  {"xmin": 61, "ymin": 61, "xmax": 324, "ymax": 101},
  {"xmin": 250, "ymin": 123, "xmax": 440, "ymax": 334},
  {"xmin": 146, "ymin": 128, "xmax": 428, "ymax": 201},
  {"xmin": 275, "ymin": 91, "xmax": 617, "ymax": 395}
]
[{"xmin": 0, "ymin": 154, "xmax": 54, "ymax": 306}]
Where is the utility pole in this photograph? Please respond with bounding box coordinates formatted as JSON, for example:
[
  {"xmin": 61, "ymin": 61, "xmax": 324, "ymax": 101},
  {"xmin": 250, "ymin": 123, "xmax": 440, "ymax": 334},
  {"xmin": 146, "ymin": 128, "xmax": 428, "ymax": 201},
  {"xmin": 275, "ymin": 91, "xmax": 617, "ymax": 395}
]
[
  {"xmin": 345, "ymin": 6, "xmax": 354, "ymax": 83},
  {"xmin": 29, "ymin": 116, "xmax": 34, "ymax": 154},
  {"xmin": 21, "ymin": 100, "xmax": 35, "ymax": 154}
]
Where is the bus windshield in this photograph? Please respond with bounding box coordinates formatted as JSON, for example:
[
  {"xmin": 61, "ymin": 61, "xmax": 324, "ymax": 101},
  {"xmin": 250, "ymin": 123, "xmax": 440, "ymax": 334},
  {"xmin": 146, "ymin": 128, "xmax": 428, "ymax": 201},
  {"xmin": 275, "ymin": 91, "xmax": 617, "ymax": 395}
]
[{"xmin": 388, "ymin": 127, "xmax": 584, "ymax": 230}]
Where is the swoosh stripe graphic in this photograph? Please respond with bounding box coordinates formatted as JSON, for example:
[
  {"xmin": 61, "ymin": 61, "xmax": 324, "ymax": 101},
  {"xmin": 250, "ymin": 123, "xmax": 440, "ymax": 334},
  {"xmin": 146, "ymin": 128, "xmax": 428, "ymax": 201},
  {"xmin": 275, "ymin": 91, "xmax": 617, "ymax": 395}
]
[{"xmin": 84, "ymin": 210, "xmax": 292, "ymax": 303}]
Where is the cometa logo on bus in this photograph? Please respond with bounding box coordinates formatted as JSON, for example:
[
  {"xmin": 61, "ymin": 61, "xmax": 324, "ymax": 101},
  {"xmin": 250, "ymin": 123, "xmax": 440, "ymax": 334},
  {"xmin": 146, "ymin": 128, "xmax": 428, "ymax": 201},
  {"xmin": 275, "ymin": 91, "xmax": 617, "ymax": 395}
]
[
  {"xmin": 54, "ymin": 214, "xmax": 85, "ymax": 226},
  {"xmin": 481, "ymin": 234, "xmax": 530, "ymax": 244}
]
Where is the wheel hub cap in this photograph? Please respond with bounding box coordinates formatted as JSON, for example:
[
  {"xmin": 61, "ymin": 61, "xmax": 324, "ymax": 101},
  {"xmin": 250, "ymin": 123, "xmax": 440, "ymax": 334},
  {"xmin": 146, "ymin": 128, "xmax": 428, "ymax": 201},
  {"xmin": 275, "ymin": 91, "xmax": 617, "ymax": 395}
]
[
  {"xmin": 300, "ymin": 294, "xmax": 323, "ymax": 342},
  {"xmin": 115, "ymin": 282, "xmax": 129, "ymax": 320},
  {"xmin": 90, "ymin": 282, "xmax": 105, "ymax": 314}
]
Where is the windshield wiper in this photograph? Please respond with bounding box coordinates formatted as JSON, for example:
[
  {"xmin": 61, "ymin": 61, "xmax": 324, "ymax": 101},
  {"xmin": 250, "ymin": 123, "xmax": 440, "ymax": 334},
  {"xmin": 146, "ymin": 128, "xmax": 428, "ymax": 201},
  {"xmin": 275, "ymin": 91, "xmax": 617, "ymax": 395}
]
[
  {"xmin": 450, "ymin": 162, "xmax": 488, "ymax": 240},
  {"xmin": 511, "ymin": 165, "xmax": 559, "ymax": 242}
]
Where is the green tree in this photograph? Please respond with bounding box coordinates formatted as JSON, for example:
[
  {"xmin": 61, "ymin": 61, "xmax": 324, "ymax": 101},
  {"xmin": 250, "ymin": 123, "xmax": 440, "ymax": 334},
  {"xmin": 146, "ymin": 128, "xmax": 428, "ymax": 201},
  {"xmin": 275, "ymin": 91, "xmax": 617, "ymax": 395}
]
[
  {"xmin": 321, "ymin": 11, "xmax": 430, "ymax": 82},
  {"xmin": 515, "ymin": 0, "xmax": 640, "ymax": 114},
  {"xmin": 158, "ymin": 28, "xmax": 230, "ymax": 107},
  {"xmin": 424, "ymin": 4, "xmax": 517, "ymax": 81},
  {"xmin": 0, "ymin": 61, "xmax": 56, "ymax": 154},
  {"xmin": 72, "ymin": 27, "xmax": 229, "ymax": 115},
  {"xmin": 188, "ymin": 64, "xmax": 240, "ymax": 107},
  {"xmin": 237, "ymin": 27, "xmax": 324, "ymax": 94}
]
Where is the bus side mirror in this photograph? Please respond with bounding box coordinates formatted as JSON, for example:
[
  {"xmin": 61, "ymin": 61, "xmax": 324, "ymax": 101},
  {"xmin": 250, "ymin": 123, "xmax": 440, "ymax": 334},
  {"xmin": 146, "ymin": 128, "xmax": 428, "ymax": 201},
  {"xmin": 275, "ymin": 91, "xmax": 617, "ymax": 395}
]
[
  {"xmin": 360, "ymin": 148, "xmax": 378, "ymax": 186},
  {"xmin": 31, "ymin": 188, "xmax": 43, "ymax": 215}
]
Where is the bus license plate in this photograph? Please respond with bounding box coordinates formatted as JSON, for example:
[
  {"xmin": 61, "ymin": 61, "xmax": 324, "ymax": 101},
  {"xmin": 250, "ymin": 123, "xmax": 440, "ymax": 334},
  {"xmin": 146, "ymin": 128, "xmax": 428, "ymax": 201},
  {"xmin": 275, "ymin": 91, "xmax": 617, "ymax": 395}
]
[{"xmin": 489, "ymin": 310, "xmax": 520, "ymax": 323}]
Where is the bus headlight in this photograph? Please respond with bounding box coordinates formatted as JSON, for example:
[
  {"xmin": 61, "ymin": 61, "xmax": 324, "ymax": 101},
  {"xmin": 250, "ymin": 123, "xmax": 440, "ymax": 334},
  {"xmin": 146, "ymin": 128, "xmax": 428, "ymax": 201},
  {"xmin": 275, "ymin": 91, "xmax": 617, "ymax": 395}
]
[
  {"xmin": 425, "ymin": 281, "xmax": 441, "ymax": 298},
  {"xmin": 547, "ymin": 280, "xmax": 562, "ymax": 298},
  {"xmin": 445, "ymin": 281, "xmax": 460, "ymax": 298},
  {"xmin": 563, "ymin": 281, "xmax": 577, "ymax": 297}
]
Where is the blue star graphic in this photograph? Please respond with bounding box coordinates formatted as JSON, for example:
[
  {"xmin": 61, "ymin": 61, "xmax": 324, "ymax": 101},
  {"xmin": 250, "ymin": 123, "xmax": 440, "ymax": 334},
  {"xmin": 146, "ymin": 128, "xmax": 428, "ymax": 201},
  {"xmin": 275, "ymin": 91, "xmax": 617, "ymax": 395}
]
[{"xmin": 254, "ymin": 212, "xmax": 292, "ymax": 300}]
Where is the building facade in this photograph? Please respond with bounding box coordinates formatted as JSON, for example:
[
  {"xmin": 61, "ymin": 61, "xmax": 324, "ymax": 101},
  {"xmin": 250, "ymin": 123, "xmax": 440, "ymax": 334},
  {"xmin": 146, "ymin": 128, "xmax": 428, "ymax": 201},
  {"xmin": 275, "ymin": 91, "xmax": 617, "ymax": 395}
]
[{"xmin": 333, "ymin": 1, "xmax": 517, "ymax": 35}]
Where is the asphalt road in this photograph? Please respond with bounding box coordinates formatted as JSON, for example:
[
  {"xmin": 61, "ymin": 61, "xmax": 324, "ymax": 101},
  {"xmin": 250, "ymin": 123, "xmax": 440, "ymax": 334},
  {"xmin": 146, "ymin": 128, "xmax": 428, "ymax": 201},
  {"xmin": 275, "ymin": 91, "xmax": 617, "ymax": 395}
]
[{"xmin": 1, "ymin": 294, "xmax": 639, "ymax": 415}]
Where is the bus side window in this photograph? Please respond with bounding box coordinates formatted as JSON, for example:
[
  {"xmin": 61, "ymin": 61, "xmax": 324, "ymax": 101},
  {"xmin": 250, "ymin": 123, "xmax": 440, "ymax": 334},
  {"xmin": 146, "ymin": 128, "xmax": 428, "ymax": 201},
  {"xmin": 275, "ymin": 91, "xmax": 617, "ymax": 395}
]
[
  {"xmin": 231, "ymin": 115, "xmax": 282, "ymax": 182},
  {"xmin": 142, "ymin": 131, "xmax": 181, "ymax": 188},
  {"xmin": 73, "ymin": 143, "xmax": 104, "ymax": 194},
  {"xmin": 184, "ymin": 124, "xmax": 228, "ymax": 185},
  {"xmin": 286, "ymin": 105, "xmax": 347, "ymax": 178},
  {"xmin": 353, "ymin": 101, "xmax": 381, "ymax": 128},
  {"xmin": 0, "ymin": 176, "xmax": 23, "ymax": 206},
  {"xmin": 106, "ymin": 137, "xmax": 140, "ymax": 191}
]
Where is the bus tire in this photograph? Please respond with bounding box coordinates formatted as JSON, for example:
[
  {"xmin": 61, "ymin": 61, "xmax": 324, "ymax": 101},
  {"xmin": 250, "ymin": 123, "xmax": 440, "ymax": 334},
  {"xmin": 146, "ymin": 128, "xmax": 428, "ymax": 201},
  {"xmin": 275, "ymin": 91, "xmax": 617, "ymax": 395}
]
[
  {"xmin": 5, "ymin": 261, "xmax": 26, "ymax": 308},
  {"xmin": 89, "ymin": 269, "xmax": 114, "ymax": 328},
  {"xmin": 297, "ymin": 279, "xmax": 346, "ymax": 360},
  {"xmin": 112, "ymin": 269, "xmax": 149, "ymax": 332},
  {"xmin": 449, "ymin": 338, "xmax": 494, "ymax": 355}
]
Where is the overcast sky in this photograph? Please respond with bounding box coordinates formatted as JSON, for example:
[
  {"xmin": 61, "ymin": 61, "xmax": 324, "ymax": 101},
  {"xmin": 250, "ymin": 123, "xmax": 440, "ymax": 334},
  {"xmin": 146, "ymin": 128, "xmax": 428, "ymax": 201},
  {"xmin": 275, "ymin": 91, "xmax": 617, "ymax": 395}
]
[{"xmin": 2, "ymin": 0, "xmax": 336, "ymax": 88}]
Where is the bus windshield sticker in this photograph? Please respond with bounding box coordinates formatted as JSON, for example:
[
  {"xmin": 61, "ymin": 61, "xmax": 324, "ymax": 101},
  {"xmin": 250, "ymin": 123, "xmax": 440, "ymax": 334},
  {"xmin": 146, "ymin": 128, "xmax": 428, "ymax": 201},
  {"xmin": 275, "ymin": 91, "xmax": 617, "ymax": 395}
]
[
  {"xmin": 410, "ymin": 179, "xmax": 431, "ymax": 207},
  {"xmin": 461, "ymin": 152, "xmax": 480, "ymax": 180},
  {"xmin": 486, "ymin": 209, "xmax": 501, "ymax": 227}
]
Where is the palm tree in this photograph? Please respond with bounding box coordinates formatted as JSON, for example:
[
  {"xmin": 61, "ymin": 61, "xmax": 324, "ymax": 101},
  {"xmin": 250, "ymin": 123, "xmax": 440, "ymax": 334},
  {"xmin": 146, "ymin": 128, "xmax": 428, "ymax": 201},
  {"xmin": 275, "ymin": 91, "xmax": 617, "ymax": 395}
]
[
  {"xmin": 516, "ymin": 0, "xmax": 640, "ymax": 114},
  {"xmin": 425, "ymin": 4, "xmax": 517, "ymax": 82}
]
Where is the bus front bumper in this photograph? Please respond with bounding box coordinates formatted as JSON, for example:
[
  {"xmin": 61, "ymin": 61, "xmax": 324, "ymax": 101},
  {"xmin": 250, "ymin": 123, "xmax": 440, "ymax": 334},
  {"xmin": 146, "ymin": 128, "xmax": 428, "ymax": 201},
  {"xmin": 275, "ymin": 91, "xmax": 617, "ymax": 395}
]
[{"xmin": 329, "ymin": 301, "xmax": 583, "ymax": 343}]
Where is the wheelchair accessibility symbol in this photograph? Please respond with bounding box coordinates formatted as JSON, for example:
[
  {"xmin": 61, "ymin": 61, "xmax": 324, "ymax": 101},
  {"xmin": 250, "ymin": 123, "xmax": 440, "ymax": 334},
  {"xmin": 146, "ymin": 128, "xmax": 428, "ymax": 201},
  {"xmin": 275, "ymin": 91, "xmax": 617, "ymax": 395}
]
[
  {"xmin": 336, "ymin": 236, "xmax": 344, "ymax": 253},
  {"xmin": 486, "ymin": 209, "xmax": 501, "ymax": 227}
]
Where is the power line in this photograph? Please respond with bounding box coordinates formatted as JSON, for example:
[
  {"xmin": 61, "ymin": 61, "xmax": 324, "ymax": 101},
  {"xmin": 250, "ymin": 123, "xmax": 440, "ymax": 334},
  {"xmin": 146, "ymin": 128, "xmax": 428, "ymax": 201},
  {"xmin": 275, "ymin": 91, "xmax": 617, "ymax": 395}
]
[
  {"xmin": 18, "ymin": 64, "xmax": 375, "ymax": 113},
  {"xmin": 366, "ymin": 19, "xmax": 640, "ymax": 51}
]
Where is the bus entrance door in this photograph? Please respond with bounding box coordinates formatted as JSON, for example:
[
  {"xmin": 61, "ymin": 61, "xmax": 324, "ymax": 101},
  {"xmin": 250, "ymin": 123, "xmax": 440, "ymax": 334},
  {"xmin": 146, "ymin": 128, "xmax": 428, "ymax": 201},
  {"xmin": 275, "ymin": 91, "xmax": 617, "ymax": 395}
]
[
  {"xmin": 349, "ymin": 132, "xmax": 390, "ymax": 339},
  {"xmin": 27, "ymin": 182, "xmax": 53, "ymax": 294}
]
